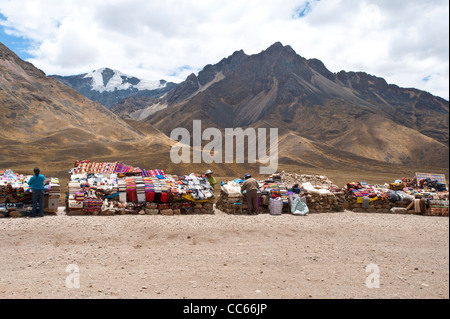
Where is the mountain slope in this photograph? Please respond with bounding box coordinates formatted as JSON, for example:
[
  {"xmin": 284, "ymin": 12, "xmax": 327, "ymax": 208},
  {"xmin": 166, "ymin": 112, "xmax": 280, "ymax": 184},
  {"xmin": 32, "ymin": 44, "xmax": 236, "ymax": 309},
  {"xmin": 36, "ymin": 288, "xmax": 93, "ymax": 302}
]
[
  {"xmin": 0, "ymin": 41, "xmax": 178, "ymax": 177},
  {"xmin": 0, "ymin": 41, "xmax": 254, "ymax": 180},
  {"xmin": 0, "ymin": 43, "xmax": 143, "ymax": 143}
]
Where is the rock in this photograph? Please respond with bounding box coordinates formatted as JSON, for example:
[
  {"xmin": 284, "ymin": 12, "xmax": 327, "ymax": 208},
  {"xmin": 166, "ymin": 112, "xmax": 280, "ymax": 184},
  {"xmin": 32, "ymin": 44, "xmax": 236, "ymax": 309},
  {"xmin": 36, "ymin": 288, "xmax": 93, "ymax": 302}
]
[
  {"xmin": 8, "ymin": 211, "xmax": 22, "ymax": 218},
  {"xmin": 390, "ymin": 207, "xmax": 408, "ymax": 214},
  {"xmin": 145, "ymin": 209, "xmax": 159, "ymax": 215},
  {"xmin": 160, "ymin": 209, "xmax": 173, "ymax": 215}
]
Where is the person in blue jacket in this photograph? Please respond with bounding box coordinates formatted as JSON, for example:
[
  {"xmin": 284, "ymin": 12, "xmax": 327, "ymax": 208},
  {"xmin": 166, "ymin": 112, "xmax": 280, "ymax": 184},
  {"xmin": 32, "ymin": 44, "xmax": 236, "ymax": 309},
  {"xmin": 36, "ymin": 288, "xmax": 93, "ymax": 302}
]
[
  {"xmin": 291, "ymin": 184, "xmax": 301, "ymax": 194},
  {"xmin": 28, "ymin": 167, "xmax": 45, "ymax": 217}
]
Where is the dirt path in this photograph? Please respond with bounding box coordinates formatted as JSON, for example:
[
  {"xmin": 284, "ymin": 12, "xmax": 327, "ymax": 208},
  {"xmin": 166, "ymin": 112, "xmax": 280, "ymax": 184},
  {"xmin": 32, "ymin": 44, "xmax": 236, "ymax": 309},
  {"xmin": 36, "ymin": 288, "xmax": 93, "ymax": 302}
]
[{"xmin": 0, "ymin": 210, "xmax": 448, "ymax": 299}]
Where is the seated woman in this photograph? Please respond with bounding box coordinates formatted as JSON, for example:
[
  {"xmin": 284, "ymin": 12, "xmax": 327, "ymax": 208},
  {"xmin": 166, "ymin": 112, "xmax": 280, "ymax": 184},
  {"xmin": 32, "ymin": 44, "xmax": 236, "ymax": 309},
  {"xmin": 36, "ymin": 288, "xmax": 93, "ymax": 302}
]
[{"xmin": 291, "ymin": 184, "xmax": 301, "ymax": 194}]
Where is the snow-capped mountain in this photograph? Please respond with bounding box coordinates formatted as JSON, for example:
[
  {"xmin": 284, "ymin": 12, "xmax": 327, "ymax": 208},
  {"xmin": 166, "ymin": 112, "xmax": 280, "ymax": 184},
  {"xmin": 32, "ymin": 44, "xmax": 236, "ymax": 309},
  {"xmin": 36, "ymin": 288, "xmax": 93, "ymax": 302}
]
[
  {"xmin": 50, "ymin": 67, "xmax": 178, "ymax": 108},
  {"xmin": 83, "ymin": 68, "xmax": 163, "ymax": 93}
]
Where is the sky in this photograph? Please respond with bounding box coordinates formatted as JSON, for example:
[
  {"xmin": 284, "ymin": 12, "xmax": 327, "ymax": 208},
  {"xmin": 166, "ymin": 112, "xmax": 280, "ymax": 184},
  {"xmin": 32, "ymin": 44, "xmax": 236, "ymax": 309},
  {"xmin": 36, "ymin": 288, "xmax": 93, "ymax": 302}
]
[{"xmin": 0, "ymin": 0, "xmax": 449, "ymax": 100}]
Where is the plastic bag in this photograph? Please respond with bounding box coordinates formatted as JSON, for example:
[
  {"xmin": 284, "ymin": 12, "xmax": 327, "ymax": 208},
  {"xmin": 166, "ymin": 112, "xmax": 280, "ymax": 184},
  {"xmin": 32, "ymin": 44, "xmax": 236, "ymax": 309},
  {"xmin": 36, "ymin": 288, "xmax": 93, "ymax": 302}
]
[{"xmin": 291, "ymin": 196, "xmax": 309, "ymax": 216}]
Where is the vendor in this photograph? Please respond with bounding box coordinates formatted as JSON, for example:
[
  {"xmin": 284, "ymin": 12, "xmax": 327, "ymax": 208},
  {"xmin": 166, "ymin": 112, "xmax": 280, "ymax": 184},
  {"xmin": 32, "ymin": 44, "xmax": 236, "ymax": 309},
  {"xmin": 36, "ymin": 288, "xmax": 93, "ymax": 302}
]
[
  {"xmin": 291, "ymin": 184, "xmax": 301, "ymax": 194},
  {"xmin": 205, "ymin": 169, "xmax": 217, "ymax": 188},
  {"xmin": 241, "ymin": 173, "xmax": 259, "ymax": 215},
  {"xmin": 27, "ymin": 167, "xmax": 45, "ymax": 218}
]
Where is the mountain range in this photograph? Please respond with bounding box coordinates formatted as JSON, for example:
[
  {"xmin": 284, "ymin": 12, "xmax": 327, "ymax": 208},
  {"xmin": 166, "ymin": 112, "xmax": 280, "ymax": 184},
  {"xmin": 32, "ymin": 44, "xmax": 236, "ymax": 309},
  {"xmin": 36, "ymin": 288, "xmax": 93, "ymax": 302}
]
[
  {"xmin": 118, "ymin": 42, "xmax": 449, "ymax": 170},
  {"xmin": 0, "ymin": 40, "xmax": 448, "ymax": 186}
]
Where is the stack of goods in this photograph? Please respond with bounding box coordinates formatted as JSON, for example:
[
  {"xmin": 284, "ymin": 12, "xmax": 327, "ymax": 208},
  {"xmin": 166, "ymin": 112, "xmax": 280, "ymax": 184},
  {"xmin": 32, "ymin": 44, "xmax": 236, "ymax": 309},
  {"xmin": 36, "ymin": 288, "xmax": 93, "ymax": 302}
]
[
  {"xmin": 143, "ymin": 177, "xmax": 154, "ymax": 202},
  {"xmin": 216, "ymin": 178, "xmax": 291, "ymax": 215},
  {"xmin": 135, "ymin": 176, "xmax": 146, "ymax": 203},
  {"xmin": 82, "ymin": 198, "xmax": 104, "ymax": 214},
  {"xmin": 118, "ymin": 179, "xmax": 127, "ymax": 203},
  {"xmin": 67, "ymin": 172, "xmax": 120, "ymax": 215},
  {"xmin": 65, "ymin": 160, "xmax": 215, "ymax": 216},
  {"xmin": 416, "ymin": 173, "xmax": 447, "ymax": 192},
  {"xmin": 344, "ymin": 182, "xmax": 395, "ymax": 213},
  {"xmin": 344, "ymin": 177, "xmax": 449, "ymax": 216},
  {"xmin": 44, "ymin": 178, "xmax": 61, "ymax": 213},
  {"xmin": 388, "ymin": 180, "xmax": 405, "ymax": 191},
  {"xmin": 71, "ymin": 160, "xmax": 163, "ymax": 176},
  {"xmin": 0, "ymin": 169, "xmax": 61, "ymax": 217},
  {"xmin": 215, "ymin": 180, "xmax": 245, "ymax": 214},
  {"xmin": 72, "ymin": 160, "xmax": 118, "ymax": 174},
  {"xmin": 125, "ymin": 177, "xmax": 137, "ymax": 203},
  {"xmin": 428, "ymin": 198, "xmax": 449, "ymax": 216}
]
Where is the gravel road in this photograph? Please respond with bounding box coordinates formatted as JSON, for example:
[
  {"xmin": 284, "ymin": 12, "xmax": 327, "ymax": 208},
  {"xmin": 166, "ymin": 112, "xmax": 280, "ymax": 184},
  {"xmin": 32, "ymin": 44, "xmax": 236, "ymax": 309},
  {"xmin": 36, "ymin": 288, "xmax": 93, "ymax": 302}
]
[{"xmin": 0, "ymin": 209, "xmax": 448, "ymax": 299}]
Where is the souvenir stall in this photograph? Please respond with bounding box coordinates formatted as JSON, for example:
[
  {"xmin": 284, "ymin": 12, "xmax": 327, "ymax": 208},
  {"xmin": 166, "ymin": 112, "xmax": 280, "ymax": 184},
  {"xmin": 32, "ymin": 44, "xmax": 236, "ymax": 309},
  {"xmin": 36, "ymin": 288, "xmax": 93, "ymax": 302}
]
[
  {"xmin": 0, "ymin": 169, "xmax": 61, "ymax": 217},
  {"xmin": 65, "ymin": 160, "xmax": 215, "ymax": 215},
  {"xmin": 344, "ymin": 175, "xmax": 449, "ymax": 216},
  {"xmin": 217, "ymin": 171, "xmax": 448, "ymax": 217},
  {"xmin": 216, "ymin": 174, "xmax": 291, "ymax": 215}
]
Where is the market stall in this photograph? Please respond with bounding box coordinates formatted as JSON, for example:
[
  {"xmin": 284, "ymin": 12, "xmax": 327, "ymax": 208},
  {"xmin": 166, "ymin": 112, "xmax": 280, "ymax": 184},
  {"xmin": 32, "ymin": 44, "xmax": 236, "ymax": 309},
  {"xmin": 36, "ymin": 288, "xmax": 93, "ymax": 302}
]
[
  {"xmin": 217, "ymin": 171, "xmax": 449, "ymax": 217},
  {"xmin": 65, "ymin": 160, "xmax": 215, "ymax": 215},
  {"xmin": 0, "ymin": 169, "xmax": 61, "ymax": 217},
  {"xmin": 343, "ymin": 175, "xmax": 449, "ymax": 216},
  {"xmin": 216, "ymin": 174, "xmax": 300, "ymax": 215}
]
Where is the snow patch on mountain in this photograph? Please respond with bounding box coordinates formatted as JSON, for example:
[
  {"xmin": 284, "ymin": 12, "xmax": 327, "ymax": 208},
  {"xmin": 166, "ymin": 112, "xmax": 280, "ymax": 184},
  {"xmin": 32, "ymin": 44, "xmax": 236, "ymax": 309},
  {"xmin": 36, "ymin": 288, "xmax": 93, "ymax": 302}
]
[{"xmin": 83, "ymin": 68, "xmax": 165, "ymax": 93}]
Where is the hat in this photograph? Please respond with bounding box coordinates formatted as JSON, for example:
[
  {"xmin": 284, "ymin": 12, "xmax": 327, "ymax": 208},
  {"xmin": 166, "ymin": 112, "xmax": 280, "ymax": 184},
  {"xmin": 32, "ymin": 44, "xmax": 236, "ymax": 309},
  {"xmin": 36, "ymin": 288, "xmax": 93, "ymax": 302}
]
[
  {"xmin": 245, "ymin": 173, "xmax": 251, "ymax": 179},
  {"xmin": 205, "ymin": 169, "xmax": 214, "ymax": 175}
]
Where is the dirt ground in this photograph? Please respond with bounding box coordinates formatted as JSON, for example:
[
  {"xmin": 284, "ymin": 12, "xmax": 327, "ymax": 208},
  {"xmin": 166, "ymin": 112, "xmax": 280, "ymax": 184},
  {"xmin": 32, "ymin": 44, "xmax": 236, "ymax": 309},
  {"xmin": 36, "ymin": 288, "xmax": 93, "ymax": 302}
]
[{"xmin": 0, "ymin": 208, "xmax": 448, "ymax": 299}]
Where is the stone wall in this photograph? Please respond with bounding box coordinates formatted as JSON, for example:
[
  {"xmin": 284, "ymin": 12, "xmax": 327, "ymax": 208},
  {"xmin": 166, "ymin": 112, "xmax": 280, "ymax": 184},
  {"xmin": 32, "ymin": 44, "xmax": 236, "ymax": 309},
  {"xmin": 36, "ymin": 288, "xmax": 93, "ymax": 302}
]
[
  {"xmin": 304, "ymin": 192, "xmax": 346, "ymax": 213},
  {"xmin": 66, "ymin": 200, "xmax": 214, "ymax": 216}
]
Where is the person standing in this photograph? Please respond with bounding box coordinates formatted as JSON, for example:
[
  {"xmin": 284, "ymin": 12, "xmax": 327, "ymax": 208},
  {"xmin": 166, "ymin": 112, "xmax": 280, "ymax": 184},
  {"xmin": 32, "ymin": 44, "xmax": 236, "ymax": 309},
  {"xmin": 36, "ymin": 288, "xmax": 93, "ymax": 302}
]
[
  {"xmin": 241, "ymin": 173, "xmax": 259, "ymax": 215},
  {"xmin": 28, "ymin": 167, "xmax": 45, "ymax": 217}
]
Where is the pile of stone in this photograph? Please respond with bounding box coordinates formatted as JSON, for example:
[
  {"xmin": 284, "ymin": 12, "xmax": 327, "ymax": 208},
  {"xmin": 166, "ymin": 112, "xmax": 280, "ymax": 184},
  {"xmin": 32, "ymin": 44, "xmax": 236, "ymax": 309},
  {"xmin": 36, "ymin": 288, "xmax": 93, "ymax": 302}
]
[{"xmin": 279, "ymin": 171, "xmax": 337, "ymax": 189}]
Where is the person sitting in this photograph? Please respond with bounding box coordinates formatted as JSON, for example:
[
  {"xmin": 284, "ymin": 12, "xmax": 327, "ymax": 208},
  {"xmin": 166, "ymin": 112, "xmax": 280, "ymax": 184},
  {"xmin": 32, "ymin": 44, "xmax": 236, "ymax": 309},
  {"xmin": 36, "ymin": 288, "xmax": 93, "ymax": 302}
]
[{"xmin": 291, "ymin": 184, "xmax": 301, "ymax": 194}]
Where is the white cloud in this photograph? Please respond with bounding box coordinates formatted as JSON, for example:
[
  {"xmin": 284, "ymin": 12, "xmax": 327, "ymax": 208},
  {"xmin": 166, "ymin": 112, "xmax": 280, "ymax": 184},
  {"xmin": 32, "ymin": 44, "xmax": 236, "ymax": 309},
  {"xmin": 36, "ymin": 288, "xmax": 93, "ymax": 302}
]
[{"xmin": 0, "ymin": 0, "xmax": 448, "ymax": 99}]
